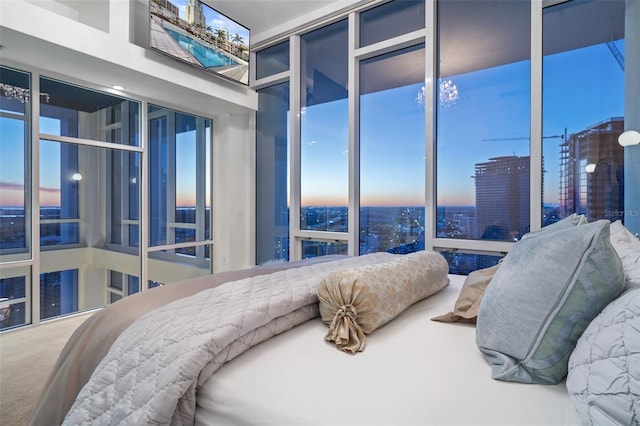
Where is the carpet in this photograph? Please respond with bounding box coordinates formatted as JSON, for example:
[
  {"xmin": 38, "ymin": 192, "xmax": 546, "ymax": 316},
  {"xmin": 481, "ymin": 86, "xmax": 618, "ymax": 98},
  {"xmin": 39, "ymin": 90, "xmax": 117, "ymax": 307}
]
[{"xmin": 0, "ymin": 313, "xmax": 93, "ymax": 426}]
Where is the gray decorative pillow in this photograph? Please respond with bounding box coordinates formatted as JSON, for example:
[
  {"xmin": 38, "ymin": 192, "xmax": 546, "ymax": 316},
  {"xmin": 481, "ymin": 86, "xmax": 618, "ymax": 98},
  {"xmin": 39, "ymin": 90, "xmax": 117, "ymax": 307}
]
[
  {"xmin": 609, "ymin": 220, "xmax": 640, "ymax": 291},
  {"xmin": 476, "ymin": 220, "xmax": 625, "ymax": 384}
]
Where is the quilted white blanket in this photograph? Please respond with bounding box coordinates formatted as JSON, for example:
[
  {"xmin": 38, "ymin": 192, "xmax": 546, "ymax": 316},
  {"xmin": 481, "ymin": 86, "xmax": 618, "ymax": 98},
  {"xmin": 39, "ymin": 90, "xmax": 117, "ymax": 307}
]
[{"xmin": 63, "ymin": 252, "xmax": 404, "ymax": 426}]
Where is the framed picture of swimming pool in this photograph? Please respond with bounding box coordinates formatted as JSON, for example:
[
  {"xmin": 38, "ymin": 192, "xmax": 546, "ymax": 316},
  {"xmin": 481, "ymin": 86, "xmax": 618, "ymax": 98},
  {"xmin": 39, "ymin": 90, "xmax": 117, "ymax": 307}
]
[{"xmin": 149, "ymin": 0, "xmax": 250, "ymax": 85}]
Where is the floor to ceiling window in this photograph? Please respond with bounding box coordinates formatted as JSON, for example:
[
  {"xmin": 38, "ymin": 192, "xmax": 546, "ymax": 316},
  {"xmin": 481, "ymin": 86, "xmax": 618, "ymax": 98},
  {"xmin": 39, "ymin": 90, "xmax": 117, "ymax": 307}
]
[
  {"xmin": 37, "ymin": 77, "xmax": 142, "ymax": 318},
  {"xmin": 0, "ymin": 67, "xmax": 31, "ymax": 328},
  {"xmin": 542, "ymin": 0, "xmax": 626, "ymax": 227},
  {"xmin": 0, "ymin": 70, "xmax": 216, "ymax": 331},
  {"xmin": 359, "ymin": 44, "xmax": 426, "ymax": 255},
  {"xmin": 299, "ymin": 20, "xmax": 349, "ymax": 239},
  {"xmin": 148, "ymin": 104, "xmax": 213, "ymax": 284},
  {"xmin": 256, "ymin": 82, "xmax": 290, "ymax": 264},
  {"xmin": 254, "ymin": 0, "xmax": 638, "ymax": 271},
  {"xmin": 435, "ymin": 0, "xmax": 531, "ymax": 273}
]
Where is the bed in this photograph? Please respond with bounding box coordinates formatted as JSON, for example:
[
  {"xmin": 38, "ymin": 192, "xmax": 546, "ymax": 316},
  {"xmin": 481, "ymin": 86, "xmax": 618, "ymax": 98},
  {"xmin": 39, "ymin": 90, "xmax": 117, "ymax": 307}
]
[
  {"xmin": 194, "ymin": 273, "xmax": 574, "ymax": 426},
  {"xmin": 30, "ymin": 218, "xmax": 640, "ymax": 425}
]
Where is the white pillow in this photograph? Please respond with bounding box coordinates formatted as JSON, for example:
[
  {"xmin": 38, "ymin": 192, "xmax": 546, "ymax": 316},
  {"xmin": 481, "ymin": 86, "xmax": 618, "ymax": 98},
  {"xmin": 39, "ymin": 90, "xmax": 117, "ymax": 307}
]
[{"xmin": 609, "ymin": 220, "xmax": 640, "ymax": 291}]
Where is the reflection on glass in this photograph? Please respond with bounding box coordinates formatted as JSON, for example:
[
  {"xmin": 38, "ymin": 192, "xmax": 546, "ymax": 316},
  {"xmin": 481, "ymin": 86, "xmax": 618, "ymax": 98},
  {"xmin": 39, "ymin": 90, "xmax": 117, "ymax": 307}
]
[
  {"xmin": 109, "ymin": 149, "xmax": 140, "ymax": 246},
  {"xmin": 256, "ymin": 41, "xmax": 290, "ymax": 79},
  {"xmin": 40, "ymin": 77, "xmax": 140, "ymax": 145},
  {"xmin": 440, "ymin": 251, "xmax": 503, "ymax": 276},
  {"xmin": 359, "ymin": 0, "xmax": 425, "ymax": 47},
  {"xmin": 359, "ymin": 44, "xmax": 425, "ymax": 255},
  {"xmin": 40, "ymin": 269, "xmax": 78, "ymax": 320},
  {"xmin": 302, "ymin": 240, "xmax": 348, "ymax": 259},
  {"xmin": 436, "ymin": 0, "xmax": 531, "ymax": 242},
  {"xmin": 0, "ymin": 275, "xmax": 27, "ymax": 330},
  {"xmin": 149, "ymin": 105, "xmax": 211, "ymax": 254},
  {"xmin": 148, "ymin": 243, "xmax": 211, "ymax": 279},
  {"xmin": 542, "ymin": 0, "xmax": 625, "ymax": 226},
  {"xmin": 300, "ymin": 20, "xmax": 349, "ymax": 233},
  {"xmin": 256, "ymin": 83, "xmax": 290, "ymax": 264},
  {"xmin": 0, "ymin": 67, "xmax": 30, "ymax": 256}
]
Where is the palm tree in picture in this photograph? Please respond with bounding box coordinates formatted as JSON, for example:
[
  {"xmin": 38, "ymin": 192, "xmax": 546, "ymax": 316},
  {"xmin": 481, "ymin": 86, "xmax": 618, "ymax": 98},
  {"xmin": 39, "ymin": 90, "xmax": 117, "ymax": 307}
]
[
  {"xmin": 215, "ymin": 29, "xmax": 228, "ymax": 51},
  {"xmin": 231, "ymin": 33, "xmax": 244, "ymax": 56}
]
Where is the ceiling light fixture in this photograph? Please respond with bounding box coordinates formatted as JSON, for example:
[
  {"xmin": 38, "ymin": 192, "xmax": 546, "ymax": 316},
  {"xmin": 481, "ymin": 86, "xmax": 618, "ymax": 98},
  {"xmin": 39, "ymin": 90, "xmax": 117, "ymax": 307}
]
[
  {"xmin": 112, "ymin": 85, "xmax": 125, "ymax": 91},
  {"xmin": 618, "ymin": 130, "xmax": 640, "ymax": 147},
  {"xmin": 0, "ymin": 83, "xmax": 50, "ymax": 103}
]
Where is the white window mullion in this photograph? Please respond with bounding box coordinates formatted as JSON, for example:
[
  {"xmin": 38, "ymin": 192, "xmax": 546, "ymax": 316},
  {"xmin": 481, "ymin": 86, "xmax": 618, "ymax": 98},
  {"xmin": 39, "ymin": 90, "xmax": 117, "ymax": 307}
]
[
  {"xmin": 167, "ymin": 112, "xmax": 177, "ymax": 248},
  {"xmin": 347, "ymin": 11, "xmax": 360, "ymax": 257},
  {"xmin": 140, "ymin": 99, "xmax": 150, "ymax": 291},
  {"xmin": 31, "ymin": 71, "xmax": 41, "ymax": 326},
  {"xmin": 530, "ymin": 0, "xmax": 543, "ymax": 234},
  {"xmin": 289, "ymin": 34, "xmax": 302, "ymax": 261},
  {"xmin": 195, "ymin": 117, "xmax": 206, "ymax": 260},
  {"xmin": 424, "ymin": 0, "xmax": 438, "ymax": 252}
]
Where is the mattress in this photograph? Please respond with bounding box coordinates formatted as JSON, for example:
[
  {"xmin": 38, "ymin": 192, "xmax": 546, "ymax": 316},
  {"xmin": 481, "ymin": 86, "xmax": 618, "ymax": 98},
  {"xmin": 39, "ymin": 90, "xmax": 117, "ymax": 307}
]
[{"xmin": 195, "ymin": 275, "xmax": 577, "ymax": 426}]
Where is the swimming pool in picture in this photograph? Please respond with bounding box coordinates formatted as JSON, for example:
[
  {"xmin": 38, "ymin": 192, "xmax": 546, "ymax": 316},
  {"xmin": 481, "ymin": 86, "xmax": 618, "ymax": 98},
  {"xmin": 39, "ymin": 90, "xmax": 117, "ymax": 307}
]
[{"xmin": 164, "ymin": 27, "xmax": 240, "ymax": 68}]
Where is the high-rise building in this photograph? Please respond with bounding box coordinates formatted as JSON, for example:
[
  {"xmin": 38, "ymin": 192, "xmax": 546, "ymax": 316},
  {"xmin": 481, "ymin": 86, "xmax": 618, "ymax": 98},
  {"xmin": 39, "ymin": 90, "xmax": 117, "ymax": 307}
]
[
  {"xmin": 474, "ymin": 156, "xmax": 530, "ymax": 241},
  {"xmin": 187, "ymin": 0, "xmax": 206, "ymax": 28},
  {"xmin": 559, "ymin": 117, "xmax": 624, "ymax": 221}
]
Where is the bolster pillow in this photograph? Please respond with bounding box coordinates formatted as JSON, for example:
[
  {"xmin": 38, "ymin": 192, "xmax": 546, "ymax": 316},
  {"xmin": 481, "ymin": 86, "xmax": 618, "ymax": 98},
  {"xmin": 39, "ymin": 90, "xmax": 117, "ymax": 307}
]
[{"xmin": 318, "ymin": 250, "xmax": 450, "ymax": 353}]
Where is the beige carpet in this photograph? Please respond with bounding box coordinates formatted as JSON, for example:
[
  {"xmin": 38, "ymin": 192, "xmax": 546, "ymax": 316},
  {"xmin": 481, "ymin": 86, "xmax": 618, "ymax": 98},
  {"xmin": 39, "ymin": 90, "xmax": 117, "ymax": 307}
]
[{"xmin": 0, "ymin": 313, "xmax": 93, "ymax": 426}]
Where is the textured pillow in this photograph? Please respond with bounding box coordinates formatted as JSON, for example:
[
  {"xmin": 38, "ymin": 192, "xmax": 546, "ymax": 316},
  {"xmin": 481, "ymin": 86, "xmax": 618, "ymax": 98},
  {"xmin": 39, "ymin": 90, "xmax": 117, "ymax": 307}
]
[
  {"xmin": 567, "ymin": 286, "xmax": 640, "ymax": 425},
  {"xmin": 610, "ymin": 220, "xmax": 640, "ymax": 291},
  {"xmin": 476, "ymin": 220, "xmax": 625, "ymax": 384},
  {"xmin": 431, "ymin": 262, "xmax": 500, "ymax": 324},
  {"xmin": 318, "ymin": 250, "xmax": 449, "ymax": 353}
]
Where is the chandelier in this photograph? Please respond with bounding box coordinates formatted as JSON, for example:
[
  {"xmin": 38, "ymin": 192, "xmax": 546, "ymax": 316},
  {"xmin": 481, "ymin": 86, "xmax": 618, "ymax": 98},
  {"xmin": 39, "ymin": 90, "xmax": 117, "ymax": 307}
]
[
  {"xmin": 0, "ymin": 83, "xmax": 50, "ymax": 103},
  {"xmin": 416, "ymin": 79, "xmax": 459, "ymax": 109}
]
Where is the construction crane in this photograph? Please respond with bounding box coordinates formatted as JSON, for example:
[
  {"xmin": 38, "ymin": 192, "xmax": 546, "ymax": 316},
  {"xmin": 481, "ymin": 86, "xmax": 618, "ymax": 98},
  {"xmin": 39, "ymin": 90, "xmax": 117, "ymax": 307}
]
[
  {"xmin": 606, "ymin": 40, "xmax": 624, "ymax": 71},
  {"xmin": 481, "ymin": 131, "xmax": 566, "ymax": 143}
]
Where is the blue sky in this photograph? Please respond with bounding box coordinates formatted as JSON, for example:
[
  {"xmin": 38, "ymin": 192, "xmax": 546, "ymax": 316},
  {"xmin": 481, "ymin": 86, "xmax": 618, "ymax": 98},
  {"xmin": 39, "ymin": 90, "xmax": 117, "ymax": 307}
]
[
  {"xmin": 172, "ymin": 0, "xmax": 249, "ymax": 45},
  {"xmin": 300, "ymin": 40, "xmax": 624, "ymax": 207},
  {"xmin": 0, "ymin": 40, "xmax": 624, "ymax": 209}
]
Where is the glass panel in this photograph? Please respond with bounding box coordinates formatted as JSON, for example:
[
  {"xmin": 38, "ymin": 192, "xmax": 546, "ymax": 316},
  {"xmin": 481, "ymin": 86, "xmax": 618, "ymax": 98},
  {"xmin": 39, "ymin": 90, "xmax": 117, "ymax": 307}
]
[
  {"xmin": 256, "ymin": 41, "xmax": 290, "ymax": 79},
  {"xmin": 301, "ymin": 240, "xmax": 348, "ymax": 259},
  {"xmin": 436, "ymin": 0, "xmax": 531, "ymax": 243},
  {"xmin": 300, "ymin": 20, "xmax": 349, "ymax": 233},
  {"xmin": 256, "ymin": 83, "xmax": 290, "ymax": 264},
  {"xmin": 360, "ymin": 44, "xmax": 425, "ymax": 255},
  {"xmin": 149, "ymin": 105, "xmax": 211, "ymax": 248},
  {"xmin": 440, "ymin": 251, "xmax": 503, "ymax": 275},
  {"xmin": 0, "ymin": 275, "xmax": 28, "ymax": 330},
  {"xmin": 39, "ymin": 77, "xmax": 140, "ymax": 145},
  {"xmin": 40, "ymin": 269, "xmax": 78, "ymax": 320},
  {"xmin": 0, "ymin": 67, "xmax": 30, "ymax": 258},
  {"xmin": 109, "ymin": 270, "xmax": 123, "ymax": 290},
  {"xmin": 543, "ymin": 1, "xmax": 625, "ymax": 226},
  {"xmin": 40, "ymin": 140, "xmax": 79, "ymax": 220},
  {"xmin": 148, "ymin": 243, "xmax": 212, "ymax": 283},
  {"xmin": 108, "ymin": 149, "xmax": 140, "ymax": 246},
  {"xmin": 359, "ymin": 0, "xmax": 425, "ymax": 47},
  {"xmin": 127, "ymin": 275, "xmax": 140, "ymax": 294}
]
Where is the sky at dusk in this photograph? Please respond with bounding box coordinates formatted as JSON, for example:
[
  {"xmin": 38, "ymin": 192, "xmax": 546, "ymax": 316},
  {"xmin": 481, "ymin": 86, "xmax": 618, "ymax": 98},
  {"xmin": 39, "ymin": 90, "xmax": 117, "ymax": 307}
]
[{"xmin": 0, "ymin": 39, "xmax": 625, "ymax": 210}]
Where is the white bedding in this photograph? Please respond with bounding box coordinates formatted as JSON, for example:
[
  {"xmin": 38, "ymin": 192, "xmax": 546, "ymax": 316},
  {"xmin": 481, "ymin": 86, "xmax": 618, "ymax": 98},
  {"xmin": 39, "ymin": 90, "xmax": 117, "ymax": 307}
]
[{"xmin": 196, "ymin": 275, "xmax": 577, "ymax": 426}]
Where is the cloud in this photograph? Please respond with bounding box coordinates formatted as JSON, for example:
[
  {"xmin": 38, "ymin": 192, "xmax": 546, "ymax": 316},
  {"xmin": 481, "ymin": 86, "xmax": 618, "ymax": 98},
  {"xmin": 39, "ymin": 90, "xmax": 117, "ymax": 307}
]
[{"xmin": 0, "ymin": 182, "xmax": 24, "ymax": 191}]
